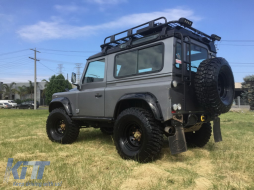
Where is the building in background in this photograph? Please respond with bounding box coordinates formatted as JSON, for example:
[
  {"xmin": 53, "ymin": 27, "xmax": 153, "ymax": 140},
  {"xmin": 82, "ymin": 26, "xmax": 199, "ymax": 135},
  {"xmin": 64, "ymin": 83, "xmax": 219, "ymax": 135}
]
[
  {"xmin": 0, "ymin": 82, "xmax": 3, "ymax": 99},
  {"xmin": 1, "ymin": 81, "xmax": 47, "ymax": 105}
]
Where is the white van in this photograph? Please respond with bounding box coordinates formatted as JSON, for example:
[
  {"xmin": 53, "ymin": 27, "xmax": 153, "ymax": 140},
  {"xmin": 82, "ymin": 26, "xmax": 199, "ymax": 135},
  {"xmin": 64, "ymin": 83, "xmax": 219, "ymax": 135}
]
[{"xmin": 0, "ymin": 100, "xmax": 17, "ymax": 108}]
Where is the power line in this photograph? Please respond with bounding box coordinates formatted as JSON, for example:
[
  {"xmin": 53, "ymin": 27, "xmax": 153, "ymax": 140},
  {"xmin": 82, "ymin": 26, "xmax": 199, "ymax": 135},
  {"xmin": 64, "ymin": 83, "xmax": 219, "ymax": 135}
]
[
  {"xmin": 0, "ymin": 49, "xmax": 29, "ymax": 56},
  {"xmin": 0, "ymin": 54, "xmax": 31, "ymax": 61},
  {"xmin": 39, "ymin": 52, "xmax": 89, "ymax": 57},
  {"xmin": 38, "ymin": 58, "xmax": 77, "ymax": 64},
  {"xmin": 38, "ymin": 48, "xmax": 98, "ymax": 53},
  {"xmin": 221, "ymin": 40, "xmax": 254, "ymax": 42},
  {"xmin": 38, "ymin": 61, "xmax": 56, "ymax": 73},
  {"xmin": 0, "ymin": 57, "xmax": 30, "ymax": 65},
  {"xmin": 219, "ymin": 44, "xmax": 254, "ymax": 46}
]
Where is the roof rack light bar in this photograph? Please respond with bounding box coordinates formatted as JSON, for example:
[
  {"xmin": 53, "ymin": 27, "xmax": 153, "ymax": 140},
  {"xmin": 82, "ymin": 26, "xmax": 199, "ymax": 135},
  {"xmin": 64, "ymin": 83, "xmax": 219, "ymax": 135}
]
[{"xmin": 211, "ymin": 34, "xmax": 221, "ymax": 41}]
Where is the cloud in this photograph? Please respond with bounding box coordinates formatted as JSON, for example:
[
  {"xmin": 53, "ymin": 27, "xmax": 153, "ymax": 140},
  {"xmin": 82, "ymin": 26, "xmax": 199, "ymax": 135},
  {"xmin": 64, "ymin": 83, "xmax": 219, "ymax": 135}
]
[
  {"xmin": 54, "ymin": 4, "xmax": 87, "ymax": 13},
  {"xmin": 17, "ymin": 8, "xmax": 201, "ymax": 42},
  {"xmin": 86, "ymin": 0, "xmax": 127, "ymax": 5}
]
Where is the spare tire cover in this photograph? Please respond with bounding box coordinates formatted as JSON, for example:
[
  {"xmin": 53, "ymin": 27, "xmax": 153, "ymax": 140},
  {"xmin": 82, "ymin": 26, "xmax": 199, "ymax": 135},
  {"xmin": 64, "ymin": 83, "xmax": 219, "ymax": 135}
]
[{"xmin": 194, "ymin": 57, "xmax": 235, "ymax": 114}]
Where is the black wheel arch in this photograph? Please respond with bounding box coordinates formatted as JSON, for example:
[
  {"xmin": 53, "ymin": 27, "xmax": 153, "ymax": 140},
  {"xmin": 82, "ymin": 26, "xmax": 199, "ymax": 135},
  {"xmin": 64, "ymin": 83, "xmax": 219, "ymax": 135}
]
[
  {"xmin": 49, "ymin": 97, "xmax": 72, "ymax": 116},
  {"xmin": 114, "ymin": 92, "xmax": 163, "ymax": 121}
]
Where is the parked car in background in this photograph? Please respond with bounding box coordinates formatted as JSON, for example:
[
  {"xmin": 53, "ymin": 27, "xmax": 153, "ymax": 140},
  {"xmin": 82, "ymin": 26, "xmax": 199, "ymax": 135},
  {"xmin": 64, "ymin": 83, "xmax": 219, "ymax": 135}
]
[
  {"xmin": 16, "ymin": 101, "xmax": 39, "ymax": 109},
  {"xmin": 0, "ymin": 103, "xmax": 12, "ymax": 109},
  {"xmin": 0, "ymin": 100, "xmax": 17, "ymax": 108}
]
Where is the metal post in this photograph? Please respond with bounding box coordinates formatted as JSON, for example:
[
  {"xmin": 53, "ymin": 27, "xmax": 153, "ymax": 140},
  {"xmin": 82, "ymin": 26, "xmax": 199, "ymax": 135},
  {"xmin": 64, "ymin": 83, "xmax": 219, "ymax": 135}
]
[
  {"xmin": 34, "ymin": 49, "xmax": 37, "ymax": 110},
  {"xmin": 237, "ymin": 96, "xmax": 240, "ymax": 108},
  {"xmin": 29, "ymin": 49, "xmax": 40, "ymax": 110}
]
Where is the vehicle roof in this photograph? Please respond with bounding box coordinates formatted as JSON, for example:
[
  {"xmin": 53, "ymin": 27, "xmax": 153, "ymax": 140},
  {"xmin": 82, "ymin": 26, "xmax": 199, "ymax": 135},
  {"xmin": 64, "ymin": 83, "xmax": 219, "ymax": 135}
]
[{"xmin": 88, "ymin": 17, "xmax": 219, "ymax": 60}]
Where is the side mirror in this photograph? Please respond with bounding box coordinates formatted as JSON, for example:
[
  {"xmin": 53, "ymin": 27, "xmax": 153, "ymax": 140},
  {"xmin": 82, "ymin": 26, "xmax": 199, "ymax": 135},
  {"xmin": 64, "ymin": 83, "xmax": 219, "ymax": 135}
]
[
  {"xmin": 71, "ymin": 72, "xmax": 76, "ymax": 84},
  {"xmin": 71, "ymin": 72, "xmax": 80, "ymax": 90}
]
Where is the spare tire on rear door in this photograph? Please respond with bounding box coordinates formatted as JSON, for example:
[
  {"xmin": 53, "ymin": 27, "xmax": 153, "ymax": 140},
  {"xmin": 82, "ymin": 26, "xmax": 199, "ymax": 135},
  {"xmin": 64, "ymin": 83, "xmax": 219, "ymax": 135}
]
[{"xmin": 194, "ymin": 57, "xmax": 235, "ymax": 115}]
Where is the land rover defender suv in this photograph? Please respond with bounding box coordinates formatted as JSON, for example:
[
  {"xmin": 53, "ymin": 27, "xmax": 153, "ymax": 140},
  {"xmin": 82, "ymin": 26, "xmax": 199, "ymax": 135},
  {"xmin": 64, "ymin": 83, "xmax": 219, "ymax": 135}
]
[{"xmin": 46, "ymin": 17, "xmax": 235, "ymax": 162}]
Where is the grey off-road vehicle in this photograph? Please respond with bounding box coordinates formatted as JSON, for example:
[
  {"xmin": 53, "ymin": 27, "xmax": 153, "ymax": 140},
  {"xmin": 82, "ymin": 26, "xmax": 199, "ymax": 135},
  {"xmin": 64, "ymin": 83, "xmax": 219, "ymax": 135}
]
[{"xmin": 46, "ymin": 17, "xmax": 235, "ymax": 162}]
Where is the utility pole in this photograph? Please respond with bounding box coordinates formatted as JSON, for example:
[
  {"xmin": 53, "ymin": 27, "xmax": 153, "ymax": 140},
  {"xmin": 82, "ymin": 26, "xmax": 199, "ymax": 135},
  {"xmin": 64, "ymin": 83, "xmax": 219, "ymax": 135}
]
[
  {"xmin": 0, "ymin": 82, "xmax": 3, "ymax": 100},
  {"xmin": 29, "ymin": 48, "xmax": 40, "ymax": 110},
  {"xmin": 75, "ymin": 63, "xmax": 82, "ymax": 83},
  {"xmin": 57, "ymin": 64, "xmax": 63, "ymax": 75}
]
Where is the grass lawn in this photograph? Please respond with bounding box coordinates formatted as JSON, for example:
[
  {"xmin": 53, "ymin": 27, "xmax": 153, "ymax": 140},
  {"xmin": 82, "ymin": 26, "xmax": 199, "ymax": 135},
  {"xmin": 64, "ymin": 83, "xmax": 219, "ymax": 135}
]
[{"xmin": 0, "ymin": 109, "xmax": 254, "ymax": 189}]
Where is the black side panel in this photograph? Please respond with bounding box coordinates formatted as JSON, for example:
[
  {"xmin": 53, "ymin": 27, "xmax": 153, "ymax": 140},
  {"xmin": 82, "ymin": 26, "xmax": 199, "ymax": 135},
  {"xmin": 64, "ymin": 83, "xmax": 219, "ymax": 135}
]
[
  {"xmin": 171, "ymin": 73, "xmax": 204, "ymax": 112},
  {"xmin": 114, "ymin": 92, "xmax": 163, "ymax": 121},
  {"xmin": 49, "ymin": 97, "xmax": 72, "ymax": 115}
]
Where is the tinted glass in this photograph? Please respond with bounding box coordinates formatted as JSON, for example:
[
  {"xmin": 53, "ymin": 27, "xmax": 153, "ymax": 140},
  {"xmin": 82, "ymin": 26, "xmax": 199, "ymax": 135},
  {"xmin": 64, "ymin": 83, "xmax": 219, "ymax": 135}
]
[
  {"xmin": 115, "ymin": 51, "xmax": 137, "ymax": 77},
  {"xmin": 187, "ymin": 44, "xmax": 208, "ymax": 72},
  {"xmin": 138, "ymin": 45, "xmax": 163, "ymax": 73},
  {"xmin": 175, "ymin": 43, "xmax": 182, "ymax": 68},
  {"xmin": 83, "ymin": 59, "xmax": 105, "ymax": 83},
  {"xmin": 115, "ymin": 44, "xmax": 163, "ymax": 77}
]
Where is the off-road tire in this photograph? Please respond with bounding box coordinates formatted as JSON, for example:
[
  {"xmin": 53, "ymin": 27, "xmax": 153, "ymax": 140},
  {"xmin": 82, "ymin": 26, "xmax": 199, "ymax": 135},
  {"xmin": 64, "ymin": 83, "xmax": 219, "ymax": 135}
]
[
  {"xmin": 194, "ymin": 57, "xmax": 235, "ymax": 114},
  {"xmin": 46, "ymin": 108, "xmax": 80, "ymax": 144},
  {"xmin": 113, "ymin": 107, "xmax": 163, "ymax": 163},
  {"xmin": 185, "ymin": 122, "xmax": 212, "ymax": 147},
  {"xmin": 100, "ymin": 127, "xmax": 114, "ymax": 135}
]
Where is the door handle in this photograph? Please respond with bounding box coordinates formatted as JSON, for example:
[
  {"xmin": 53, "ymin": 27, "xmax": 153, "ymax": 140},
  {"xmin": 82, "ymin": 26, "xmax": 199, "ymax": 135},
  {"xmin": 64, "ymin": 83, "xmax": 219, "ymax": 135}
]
[{"xmin": 95, "ymin": 93, "xmax": 102, "ymax": 98}]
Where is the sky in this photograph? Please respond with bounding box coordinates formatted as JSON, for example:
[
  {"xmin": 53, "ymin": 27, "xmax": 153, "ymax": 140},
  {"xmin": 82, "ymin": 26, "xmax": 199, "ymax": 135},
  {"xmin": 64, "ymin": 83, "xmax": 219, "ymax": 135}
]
[{"xmin": 0, "ymin": 0, "xmax": 254, "ymax": 84}]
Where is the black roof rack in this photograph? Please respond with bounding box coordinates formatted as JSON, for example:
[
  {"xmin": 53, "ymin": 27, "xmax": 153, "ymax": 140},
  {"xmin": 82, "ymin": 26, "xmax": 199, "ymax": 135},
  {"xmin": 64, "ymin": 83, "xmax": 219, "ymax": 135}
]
[{"xmin": 100, "ymin": 17, "xmax": 221, "ymax": 52}]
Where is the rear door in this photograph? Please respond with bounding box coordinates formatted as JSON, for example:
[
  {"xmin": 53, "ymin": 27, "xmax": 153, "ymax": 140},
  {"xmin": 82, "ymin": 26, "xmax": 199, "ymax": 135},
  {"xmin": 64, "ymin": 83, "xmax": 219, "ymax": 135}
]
[
  {"xmin": 77, "ymin": 58, "xmax": 106, "ymax": 117},
  {"xmin": 172, "ymin": 39, "xmax": 209, "ymax": 112}
]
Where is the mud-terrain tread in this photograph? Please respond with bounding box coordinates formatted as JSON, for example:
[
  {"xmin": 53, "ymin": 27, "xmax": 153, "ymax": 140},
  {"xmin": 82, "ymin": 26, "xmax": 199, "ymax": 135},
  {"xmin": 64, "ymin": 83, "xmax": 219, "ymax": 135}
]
[
  {"xmin": 194, "ymin": 57, "xmax": 234, "ymax": 114},
  {"xmin": 185, "ymin": 122, "xmax": 212, "ymax": 147},
  {"xmin": 46, "ymin": 108, "xmax": 80, "ymax": 144},
  {"xmin": 113, "ymin": 107, "xmax": 164, "ymax": 163}
]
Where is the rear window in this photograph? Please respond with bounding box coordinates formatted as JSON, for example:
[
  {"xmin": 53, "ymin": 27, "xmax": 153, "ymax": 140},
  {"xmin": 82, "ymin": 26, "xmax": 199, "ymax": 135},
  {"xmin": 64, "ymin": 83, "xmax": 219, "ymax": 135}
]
[
  {"xmin": 187, "ymin": 44, "xmax": 208, "ymax": 72},
  {"xmin": 175, "ymin": 43, "xmax": 208, "ymax": 72},
  {"xmin": 114, "ymin": 44, "xmax": 163, "ymax": 77}
]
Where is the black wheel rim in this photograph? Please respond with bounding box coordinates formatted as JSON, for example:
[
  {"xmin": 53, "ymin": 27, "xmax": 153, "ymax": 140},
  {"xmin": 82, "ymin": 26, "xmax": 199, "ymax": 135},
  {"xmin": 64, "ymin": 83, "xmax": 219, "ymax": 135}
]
[
  {"xmin": 120, "ymin": 121, "xmax": 143, "ymax": 152},
  {"xmin": 217, "ymin": 66, "xmax": 234, "ymax": 105},
  {"xmin": 53, "ymin": 119, "xmax": 66, "ymax": 137},
  {"xmin": 218, "ymin": 72, "xmax": 228, "ymax": 99}
]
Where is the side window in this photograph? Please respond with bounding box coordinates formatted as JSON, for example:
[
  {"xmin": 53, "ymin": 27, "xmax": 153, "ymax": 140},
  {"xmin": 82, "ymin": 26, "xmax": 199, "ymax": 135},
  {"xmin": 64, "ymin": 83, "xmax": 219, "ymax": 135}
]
[
  {"xmin": 115, "ymin": 44, "xmax": 163, "ymax": 77},
  {"xmin": 138, "ymin": 45, "xmax": 163, "ymax": 73},
  {"xmin": 83, "ymin": 59, "xmax": 105, "ymax": 83},
  {"xmin": 115, "ymin": 51, "xmax": 137, "ymax": 77},
  {"xmin": 175, "ymin": 43, "xmax": 182, "ymax": 69}
]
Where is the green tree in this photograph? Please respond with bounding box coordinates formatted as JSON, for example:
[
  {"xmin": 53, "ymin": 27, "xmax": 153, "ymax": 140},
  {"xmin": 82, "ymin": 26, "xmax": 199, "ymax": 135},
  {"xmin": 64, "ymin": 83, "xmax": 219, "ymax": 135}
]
[
  {"xmin": 44, "ymin": 74, "xmax": 72, "ymax": 104},
  {"xmin": 3, "ymin": 82, "xmax": 16, "ymax": 99},
  {"xmin": 26, "ymin": 80, "xmax": 34, "ymax": 99},
  {"xmin": 16, "ymin": 85, "xmax": 27, "ymax": 100},
  {"xmin": 241, "ymin": 75, "xmax": 254, "ymax": 111}
]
